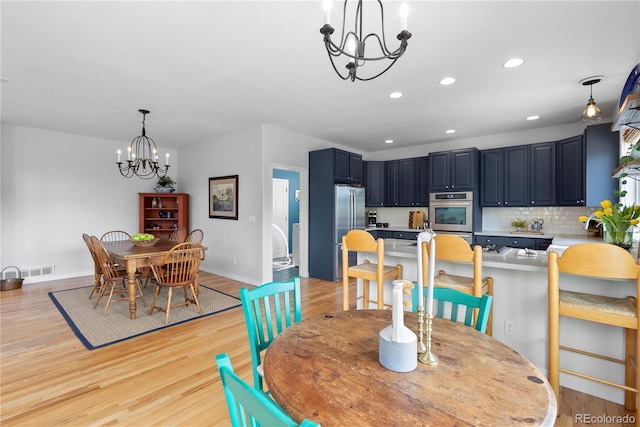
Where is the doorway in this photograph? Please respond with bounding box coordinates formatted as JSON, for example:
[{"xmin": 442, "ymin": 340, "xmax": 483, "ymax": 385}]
[{"xmin": 272, "ymin": 169, "xmax": 300, "ymax": 281}]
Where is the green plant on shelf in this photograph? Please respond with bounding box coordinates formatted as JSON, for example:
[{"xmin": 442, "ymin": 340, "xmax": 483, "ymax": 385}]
[
  {"xmin": 511, "ymin": 218, "xmax": 527, "ymax": 230},
  {"xmin": 157, "ymin": 176, "xmax": 175, "ymax": 187}
]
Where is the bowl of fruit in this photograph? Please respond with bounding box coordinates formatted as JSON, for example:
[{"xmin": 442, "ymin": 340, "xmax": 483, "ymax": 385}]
[{"xmin": 129, "ymin": 233, "xmax": 159, "ymax": 247}]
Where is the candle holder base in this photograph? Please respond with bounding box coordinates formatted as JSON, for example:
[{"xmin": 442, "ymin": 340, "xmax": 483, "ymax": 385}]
[{"xmin": 418, "ymin": 350, "xmax": 439, "ymax": 366}]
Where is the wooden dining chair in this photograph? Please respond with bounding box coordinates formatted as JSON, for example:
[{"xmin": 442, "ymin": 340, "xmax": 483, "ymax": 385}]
[
  {"xmin": 215, "ymin": 353, "xmax": 319, "ymax": 427},
  {"xmin": 342, "ymin": 229, "xmax": 402, "ymax": 310},
  {"xmin": 239, "ymin": 277, "xmax": 301, "ymax": 393},
  {"xmin": 421, "ymin": 234, "xmax": 494, "ymax": 335},
  {"xmin": 186, "ymin": 228, "xmax": 204, "ymax": 243},
  {"xmin": 148, "ymin": 242, "xmax": 205, "ymax": 324},
  {"xmin": 83, "ymin": 233, "xmax": 104, "ymax": 299},
  {"xmin": 100, "ymin": 230, "xmax": 131, "ymax": 242},
  {"xmin": 412, "ymin": 285, "xmax": 493, "ymax": 333},
  {"xmin": 168, "ymin": 227, "xmax": 187, "ymax": 243},
  {"xmin": 548, "ymin": 243, "xmax": 640, "ymax": 412},
  {"xmin": 90, "ymin": 236, "xmax": 145, "ymax": 315}
]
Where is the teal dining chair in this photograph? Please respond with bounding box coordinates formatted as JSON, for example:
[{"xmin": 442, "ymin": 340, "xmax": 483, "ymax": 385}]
[
  {"xmin": 412, "ymin": 285, "xmax": 493, "ymax": 334},
  {"xmin": 239, "ymin": 277, "xmax": 302, "ymax": 393},
  {"xmin": 215, "ymin": 353, "xmax": 318, "ymax": 427}
]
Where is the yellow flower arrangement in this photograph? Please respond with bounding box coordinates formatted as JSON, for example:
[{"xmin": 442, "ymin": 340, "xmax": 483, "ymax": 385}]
[{"xmin": 579, "ymin": 199, "xmax": 640, "ymax": 249}]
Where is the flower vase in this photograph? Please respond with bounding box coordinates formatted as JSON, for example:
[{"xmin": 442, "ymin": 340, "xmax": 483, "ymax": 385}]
[{"xmin": 603, "ymin": 224, "xmax": 633, "ymax": 250}]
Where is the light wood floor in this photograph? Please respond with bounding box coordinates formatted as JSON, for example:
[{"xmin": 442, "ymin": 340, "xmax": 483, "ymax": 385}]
[{"xmin": 0, "ymin": 272, "xmax": 634, "ymax": 426}]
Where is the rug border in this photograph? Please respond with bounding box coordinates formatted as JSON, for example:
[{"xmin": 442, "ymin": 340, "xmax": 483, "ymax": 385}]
[{"xmin": 48, "ymin": 285, "xmax": 241, "ymax": 351}]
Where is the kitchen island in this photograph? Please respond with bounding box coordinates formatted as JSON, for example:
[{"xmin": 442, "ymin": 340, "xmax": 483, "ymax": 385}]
[{"xmin": 357, "ymin": 236, "xmax": 635, "ymax": 405}]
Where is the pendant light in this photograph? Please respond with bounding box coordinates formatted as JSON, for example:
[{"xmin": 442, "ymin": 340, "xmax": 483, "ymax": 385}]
[{"xmin": 579, "ymin": 76, "xmax": 604, "ymax": 126}]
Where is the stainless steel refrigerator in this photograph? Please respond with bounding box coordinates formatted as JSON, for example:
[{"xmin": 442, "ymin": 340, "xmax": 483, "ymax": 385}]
[{"xmin": 333, "ymin": 184, "xmax": 365, "ymax": 281}]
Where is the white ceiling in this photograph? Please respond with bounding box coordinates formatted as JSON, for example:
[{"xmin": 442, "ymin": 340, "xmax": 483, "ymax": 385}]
[{"xmin": 1, "ymin": 1, "xmax": 639, "ymax": 153}]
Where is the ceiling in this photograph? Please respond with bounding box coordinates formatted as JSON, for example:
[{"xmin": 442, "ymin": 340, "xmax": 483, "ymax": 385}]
[{"xmin": 1, "ymin": 1, "xmax": 639, "ymax": 154}]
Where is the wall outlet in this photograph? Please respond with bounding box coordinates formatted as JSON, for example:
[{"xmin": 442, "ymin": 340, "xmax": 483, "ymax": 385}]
[
  {"xmin": 504, "ymin": 320, "xmax": 515, "ymax": 336},
  {"xmin": 21, "ymin": 261, "xmax": 27, "ymax": 268},
  {"xmin": 233, "ymin": 257, "xmax": 237, "ymax": 266}
]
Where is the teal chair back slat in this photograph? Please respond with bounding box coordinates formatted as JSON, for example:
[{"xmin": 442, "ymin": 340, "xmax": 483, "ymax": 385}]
[
  {"xmin": 239, "ymin": 277, "xmax": 302, "ymax": 392},
  {"xmin": 412, "ymin": 285, "xmax": 492, "ymax": 334},
  {"xmin": 215, "ymin": 353, "xmax": 319, "ymax": 427}
]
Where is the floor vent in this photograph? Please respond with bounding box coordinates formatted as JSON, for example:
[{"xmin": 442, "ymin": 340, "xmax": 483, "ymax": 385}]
[{"xmin": 2, "ymin": 266, "xmax": 55, "ymax": 279}]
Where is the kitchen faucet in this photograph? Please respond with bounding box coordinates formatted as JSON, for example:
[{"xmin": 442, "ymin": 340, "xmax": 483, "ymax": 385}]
[{"xmin": 583, "ymin": 213, "xmax": 599, "ymax": 230}]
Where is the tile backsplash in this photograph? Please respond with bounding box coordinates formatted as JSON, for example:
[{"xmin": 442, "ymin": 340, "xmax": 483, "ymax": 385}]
[
  {"xmin": 369, "ymin": 206, "xmax": 598, "ymax": 236},
  {"xmin": 480, "ymin": 206, "xmax": 596, "ymax": 235}
]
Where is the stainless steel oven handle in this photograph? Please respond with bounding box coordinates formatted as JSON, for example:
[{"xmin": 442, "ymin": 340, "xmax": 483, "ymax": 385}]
[{"xmin": 431, "ymin": 202, "xmax": 472, "ymax": 207}]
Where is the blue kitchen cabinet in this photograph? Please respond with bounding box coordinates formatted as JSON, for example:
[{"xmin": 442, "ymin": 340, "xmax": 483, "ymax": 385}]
[
  {"xmin": 429, "ymin": 148, "xmax": 479, "ymax": 192},
  {"xmin": 365, "ymin": 161, "xmax": 385, "ymax": 207}
]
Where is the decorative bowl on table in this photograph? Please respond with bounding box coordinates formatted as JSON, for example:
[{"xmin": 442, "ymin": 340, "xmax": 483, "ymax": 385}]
[{"xmin": 129, "ymin": 237, "xmax": 159, "ymax": 247}]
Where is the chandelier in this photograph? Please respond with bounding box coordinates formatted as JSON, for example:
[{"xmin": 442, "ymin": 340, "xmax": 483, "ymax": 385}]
[
  {"xmin": 116, "ymin": 109, "xmax": 170, "ymax": 180},
  {"xmin": 320, "ymin": 0, "xmax": 412, "ymax": 82},
  {"xmin": 579, "ymin": 76, "xmax": 604, "ymax": 126}
]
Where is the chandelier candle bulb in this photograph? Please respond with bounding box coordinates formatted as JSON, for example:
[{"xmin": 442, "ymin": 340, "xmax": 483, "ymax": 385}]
[
  {"xmin": 165, "ymin": 153, "xmax": 169, "ymax": 166},
  {"xmin": 127, "ymin": 146, "xmax": 131, "ymax": 160},
  {"xmin": 117, "ymin": 149, "xmax": 121, "ymax": 162},
  {"xmin": 400, "ymin": 2, "xmax": 408, "ymax": 31},
  {"xmin": 323, "ymin": 0, "xmax": 331, "ymax": 25}
]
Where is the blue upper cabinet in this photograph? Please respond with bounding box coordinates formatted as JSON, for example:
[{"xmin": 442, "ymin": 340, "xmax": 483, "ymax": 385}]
[
  {"xmin": 480, "ymin": 146, "xmax": 528, "ymax": 207},
  {"xmin": 557, "ymin": 124, "xmax": 618, "ymax": 206},
  {"xmin": 364, "ymin": 161, "xmax": 385, "ymax": 207},
  {"xmin": 529, "ymin": 141, "xmax": 557, "ymax": 206},
  {"xmin": 429, "ymin": 148, "xmax": 479, "ymax": 192},
  {"xmin": 334, "ymin": 149, "xmax": 362, "ymax": 184},
  {"xmin": 557, "ymin": 135, "xmax": 584, "ymax": 206},
  {"xmin": 479, "ymin": 148, "xmax": 503, "ymax": 206}
]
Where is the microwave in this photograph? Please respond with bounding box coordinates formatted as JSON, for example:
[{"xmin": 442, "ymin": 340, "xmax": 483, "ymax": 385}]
[{"xmin": 428, "ymin": 191, "xmax": 474, "ymax": 233}]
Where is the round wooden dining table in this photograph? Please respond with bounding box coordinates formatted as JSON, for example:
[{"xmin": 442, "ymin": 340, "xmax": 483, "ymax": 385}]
[{"xmin": 263, "ymin": 309, "xmax": 557, "ymax": 426}]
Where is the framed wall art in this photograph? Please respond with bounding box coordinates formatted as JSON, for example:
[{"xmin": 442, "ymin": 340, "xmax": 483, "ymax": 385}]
[{"xmin": 209, "ymin": 175, "xmax": 238, "ymax": 220}]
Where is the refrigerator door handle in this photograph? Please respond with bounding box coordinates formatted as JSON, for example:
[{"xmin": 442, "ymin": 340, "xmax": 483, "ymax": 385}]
[{"xmin": 350, "ymin": 190, "xmax": 356, "ymax": 230}]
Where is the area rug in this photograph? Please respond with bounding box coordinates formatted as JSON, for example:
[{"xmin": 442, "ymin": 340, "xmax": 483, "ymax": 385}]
[{"xmin": 49, "ymin": 284, "xmax": 241, "ymax": 350}]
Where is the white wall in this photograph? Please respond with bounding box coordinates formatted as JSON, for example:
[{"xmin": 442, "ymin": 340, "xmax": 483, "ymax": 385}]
[
  {"xmin": 0, "ymin": 124, "xmax": 177, "ymax": 282},
  {"xmin": 178, "ymin": 125, "xmax": 265, "ymax": 285}
]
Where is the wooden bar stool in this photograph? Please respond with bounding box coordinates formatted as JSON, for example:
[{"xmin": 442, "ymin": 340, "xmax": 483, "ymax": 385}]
[
  {"xmin": 548, "ymin": 242, "xmax": 640, "ymax": 412},
  {"xmin": 342, "ymin": 230, "xmax": 402, "ymax": 310},
  {"xmin": 421, "ymin": 234, "xmax": 494, "ymax": 335}
]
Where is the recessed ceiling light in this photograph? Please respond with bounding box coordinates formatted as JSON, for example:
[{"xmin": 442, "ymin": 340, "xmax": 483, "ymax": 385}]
[
  {"xmin": 445, "ymin": 129, "xmax": 456, "ymax": 134},
  {"xmin": 526, "ymin": 115, "xmax": 540, "ymax": 121},
  {"xmin": 439, "ymin": 77, "xmax": 456, "ymax": 86},
  {"xmin": 385, "ymin": 139, "xmax": 394, "ymax": 144},
  {"xmin": 503, "ymin": 58, "xmax": 524, "ymax": 68},
  {"xmin": 389, "ymin": 92, "xmax": 403, "ymax": 99}
]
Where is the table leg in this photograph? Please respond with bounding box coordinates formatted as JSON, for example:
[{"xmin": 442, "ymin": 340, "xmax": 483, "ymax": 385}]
[{"xmin": 126, "ymin": 260, "xmax": 138, "ymax": 319}]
